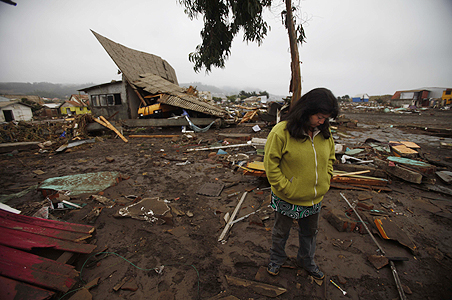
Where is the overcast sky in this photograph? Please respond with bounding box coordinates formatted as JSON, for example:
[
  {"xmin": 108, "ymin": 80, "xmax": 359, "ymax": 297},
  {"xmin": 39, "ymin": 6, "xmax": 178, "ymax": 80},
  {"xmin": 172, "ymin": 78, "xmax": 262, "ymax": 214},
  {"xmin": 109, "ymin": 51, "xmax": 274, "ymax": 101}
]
[{"xmin": 1, "ymin": 0, "xmax": 451, "ymax": 98}]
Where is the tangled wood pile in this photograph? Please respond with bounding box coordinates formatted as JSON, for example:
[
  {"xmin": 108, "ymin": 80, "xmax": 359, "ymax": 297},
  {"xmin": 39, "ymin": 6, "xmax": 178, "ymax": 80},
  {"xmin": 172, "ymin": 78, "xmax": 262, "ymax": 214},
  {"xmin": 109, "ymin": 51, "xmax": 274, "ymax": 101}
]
[{"xmin": 0, "ymin": 115, "xmax": 94, "ymax": 143}]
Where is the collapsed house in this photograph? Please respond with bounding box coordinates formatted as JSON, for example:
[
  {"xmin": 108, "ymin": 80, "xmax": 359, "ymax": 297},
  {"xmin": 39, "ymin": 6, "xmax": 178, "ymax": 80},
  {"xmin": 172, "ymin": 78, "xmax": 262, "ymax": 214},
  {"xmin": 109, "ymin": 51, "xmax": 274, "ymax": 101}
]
[
  {"xmin": 390, "ymin": 87, "xmax": 451, "ymax": 108},
  {"xmin": 79, "ymin": 31, "xmax": 227, "ymax": 126}
]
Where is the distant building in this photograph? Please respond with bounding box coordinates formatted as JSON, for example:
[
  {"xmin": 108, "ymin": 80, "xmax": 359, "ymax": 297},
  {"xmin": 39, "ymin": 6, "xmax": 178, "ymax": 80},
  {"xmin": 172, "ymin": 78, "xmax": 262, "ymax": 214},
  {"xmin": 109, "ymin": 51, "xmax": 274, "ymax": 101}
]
[
  {"xmin": 242, "ymin": 96, "xmax": 261, "ymax": 106},
  {"xmin": 391, "ymin": 87, "xmax": 451, "ymax": 107},
  {"xmin": 0, "ymin": 101, "xmax": 33, "ymax": 122},
  {"xmin": 441, "ymin": 89, "xmax": 452, "ymax": 106},
  {"xmin": 60, "ymin": 95, "xmax": 91, "ymax": 116},
  {"xmin": 40, "ymin": 103, "xmax": 63, "ymax": 118},
  {"xmin": 352, "ymin": 94, "xmax": 369, "ymax": 103}
]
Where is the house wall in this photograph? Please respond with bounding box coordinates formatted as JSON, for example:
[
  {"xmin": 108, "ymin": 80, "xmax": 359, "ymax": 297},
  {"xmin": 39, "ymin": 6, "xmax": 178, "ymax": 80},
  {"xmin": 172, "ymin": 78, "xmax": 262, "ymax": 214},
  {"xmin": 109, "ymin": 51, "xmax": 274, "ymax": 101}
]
[
  {"xmin": 126, "ymin": 82, "xmax": 140, "ymax": 119},
  {"xmin": 0, "ymin": 104, "xmax": 33, "ymax": 122},
  {"xmin": 83, "ymin": 81, "xmax": 132, "ymax": 120},
  {"xmin": 442, "ymin": 89, "xmax": 452, "ymax": 105},
  {"xmin": 60, "ymin": 106, "xmax": 92, "ymax": 115}
]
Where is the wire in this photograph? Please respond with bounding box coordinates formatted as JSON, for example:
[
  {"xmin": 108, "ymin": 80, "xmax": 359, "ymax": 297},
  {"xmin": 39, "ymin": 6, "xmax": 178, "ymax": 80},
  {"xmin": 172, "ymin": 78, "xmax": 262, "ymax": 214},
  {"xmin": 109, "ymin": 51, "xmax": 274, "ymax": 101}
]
[{"xmin": 58, "ymin": 251, "xmax": 200, "ymax": 300}]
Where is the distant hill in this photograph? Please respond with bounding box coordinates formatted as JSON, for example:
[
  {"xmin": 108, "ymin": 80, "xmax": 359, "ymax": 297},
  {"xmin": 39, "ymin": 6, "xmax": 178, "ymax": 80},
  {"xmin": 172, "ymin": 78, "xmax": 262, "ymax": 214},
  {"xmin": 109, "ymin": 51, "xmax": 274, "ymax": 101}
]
[
  {"xmin": 180, "ymin": 81, "xmax": 286, "ymax": 101},
  {"xmin": 0, "ymin": 81, "xmax": 287, "ymax": 102},
  {"xmin": 0, "ymin": 82, "xmax": 95, "ymax": 99}
]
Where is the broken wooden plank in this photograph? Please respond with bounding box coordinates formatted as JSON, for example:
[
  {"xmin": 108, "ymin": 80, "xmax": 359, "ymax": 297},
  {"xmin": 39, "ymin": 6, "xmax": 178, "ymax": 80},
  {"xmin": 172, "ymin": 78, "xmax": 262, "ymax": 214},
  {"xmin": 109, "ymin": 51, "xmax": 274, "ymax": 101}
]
[
  {"xmin": 330, "ymin": 182, "xmax": 370, "ymax": 191},
  {"xmin": 0, "ymin": 275, "xmax": 55, "ymax": 300},
  {"xmin": 0, "ymin": 244, "xmax": 77, "ymax": 277},
  {"xmin": 0, "ymin": 209, "xmax": 95, "ymax": 234},
  {"xmin": 399, "ymin": 141, "xmax": 420, "ymax": 149},
  {"xmin": 387, "ymin": 156, "xmax": 436, "ymax": 174},
  {"xmin": 225, "ymin": 275, "xmax": 287, "ymax": 298},
  {"xmin": 0, "ymin": 252, "xmax": 77, "ymax": 292},
  {"xmin": 187, "ymin": 143, "xmax": 250, "ymax": 152},
  {"xmin": 422, "ymin": 184, "xmax": 452, "ymax": 197},
  {"xmin": 331, "ymin": 176, "xmax": 388, "ymax": 186},
  {"xmin": 218, "ymin": 192, "xmax": 247, "ymax": 242},
  {"xmin": 333, "ymin": 170, "xmax": 370, "ymax": 177},
  {"xmin": 0, "ymin": 218, "xmax": 92, "ymax": 242},
  {"xmin": 390, "ymin": 144, "xmax": 418, "ymax": 158},
  {"xmin": 334, "ymin": 163, "xmax": 387, "ymax": 178},
  {"xmin": 0, "ymin": 227, "xmax": 97, "ymax": 254},
  {"xmin": 99, "ymin": 116, "xmax": 128, "ymax": 143},
  {"xmin": 374, "ymin": 158, "xmax": 422, "ymax": 184},
  {"xmin": 436, "ymin": 171, "xmax": 452, "ymax": 184}
]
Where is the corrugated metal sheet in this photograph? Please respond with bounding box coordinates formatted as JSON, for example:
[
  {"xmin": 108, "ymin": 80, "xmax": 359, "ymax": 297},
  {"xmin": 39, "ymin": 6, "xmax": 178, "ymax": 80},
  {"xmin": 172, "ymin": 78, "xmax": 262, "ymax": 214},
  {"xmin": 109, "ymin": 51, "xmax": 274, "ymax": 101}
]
[
  {"xmin": 134, "ymin": 73, "xmax": 227, "ymax": 118},
  {"xmin": 91, "ymin": 30, "xmax": 178, "ymax": 85}
]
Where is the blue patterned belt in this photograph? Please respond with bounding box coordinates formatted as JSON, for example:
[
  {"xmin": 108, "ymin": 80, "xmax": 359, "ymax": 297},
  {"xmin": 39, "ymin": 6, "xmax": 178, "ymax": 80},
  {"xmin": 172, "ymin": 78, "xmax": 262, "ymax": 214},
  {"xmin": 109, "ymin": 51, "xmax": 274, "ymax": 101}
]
[{"xmin": 271, "ymin": 191, "xmax": 321, "ymax": 219}]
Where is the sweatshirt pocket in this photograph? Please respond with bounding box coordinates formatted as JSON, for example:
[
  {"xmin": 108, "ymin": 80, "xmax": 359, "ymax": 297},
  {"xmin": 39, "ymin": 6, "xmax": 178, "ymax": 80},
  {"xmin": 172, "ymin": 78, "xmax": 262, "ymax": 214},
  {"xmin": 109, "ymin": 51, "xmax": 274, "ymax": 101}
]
[{"xmin": 284, "ymin": 176, "xmax": 305, "ymax": 200}]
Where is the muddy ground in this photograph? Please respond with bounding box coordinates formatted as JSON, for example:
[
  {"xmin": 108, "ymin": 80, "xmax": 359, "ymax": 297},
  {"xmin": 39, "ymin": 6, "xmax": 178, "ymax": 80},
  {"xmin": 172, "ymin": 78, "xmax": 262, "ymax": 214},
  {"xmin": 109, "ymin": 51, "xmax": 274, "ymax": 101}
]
[{"xmin": 1, "ymin": 108, "xmax": 452, "ymax": 300}]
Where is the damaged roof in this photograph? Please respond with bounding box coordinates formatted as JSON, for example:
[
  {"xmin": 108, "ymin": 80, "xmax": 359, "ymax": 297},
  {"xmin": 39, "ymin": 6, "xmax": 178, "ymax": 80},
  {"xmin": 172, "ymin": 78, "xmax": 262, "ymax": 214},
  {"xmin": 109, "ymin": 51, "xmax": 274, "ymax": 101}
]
[
  {"xmin": 91, "ymin": 30, "xmax": 178, "ymax": 85},
  {"xmin": 91, "ymin": 30, "xmax": 227, "ymax": 118},
  {"xmin": 134, "ymin": 73, "xmax": 227, "ymax": 118}
]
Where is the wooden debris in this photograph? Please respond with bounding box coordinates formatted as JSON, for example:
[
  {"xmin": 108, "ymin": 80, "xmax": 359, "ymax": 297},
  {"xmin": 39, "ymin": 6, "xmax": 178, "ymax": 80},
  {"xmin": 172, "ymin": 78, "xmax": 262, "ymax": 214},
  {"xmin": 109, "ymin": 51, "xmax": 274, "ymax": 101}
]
[
  {"xmin": 67, "ymin": 288, "xmax": 92, "ymax": 300},
  {"xmin": 436, "ymin": 171, "xmax": 452, "ymax": 184},
  {"xmin": 239, "ymin": 110, "xmax": 259, "ymax": 124},
  {"xmin": 398, "ymin": 141, "xmax": 420, "ymax": 149},
  {"xmin": 374, "ymin": 217, "xmax": 417, "ymax": 252},
  {"xmin": 113, "ymin": 276, "xmax": 130, "ymax": 291},
  {"xmin": 333, "ymin": 170, "xmax": 370, "ymax": 177},
  {"xmin": 225, "ymin": 275, "xmax": 287, "ymax": 298},
  {"xmin": 93, "ymin": 116, "xmax": 128, "ymax": 143},
  {"xmin": 331, "ymin": 176, "xmax": 388, "ymax": 186},
  {"xmin": 368, "ymin": 255, "xmax": 389, "ymax": 269},
  {"xmin": 218, "ymin": 192, "xmax": 247, "ymax": 242},
  {"xmin": 129, "ymin": 135, "xmax": 179, "ymax": 138},
  {"xmin": 0, "ymin": 276, "xmax": 55, "ymax": 300},
  {"xmin": 334, "ymin": 163, "xmax": 387, "ymax": 178},
  {"xmin": 0, "ymin": 209, "xmax": 95, "ymax": 234},
  {"xmin": 0, "ymin": 244, "xmax": 78, "ymax": 293},
  {"xmin": 390, "ymin": 144, "xmax": 418, "ymax": 158},
  {"xmin": 0, "ymin": 217, "xmax": 92, "ymax": 242},
  {"xmin": 387, "ymin": 156, "xmax": 436, "ymax": 174},
  {"xmin": 374, "ymin": 158, "xmax": 423, "ymax": 184}
]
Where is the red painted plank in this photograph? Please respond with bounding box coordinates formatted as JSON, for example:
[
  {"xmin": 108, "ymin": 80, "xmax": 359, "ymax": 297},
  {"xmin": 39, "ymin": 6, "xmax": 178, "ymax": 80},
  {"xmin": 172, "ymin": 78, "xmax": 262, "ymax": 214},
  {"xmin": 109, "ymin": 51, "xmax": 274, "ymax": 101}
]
[
  {"xmin": 0, "ymin": 260, "xmax": 76, "ymax": 293},
  {"xmin": 0, "ymin": 217, "xmax": 92, "ymax": 242},
  {"xmin": 0, "ymin": 227, "xmax": 97, "ymax": 254},
  {"xmin": 0, "ymin": 275, "xmax": 54, "ymax": 300},
  {"xmin": 0, "ymin": 244, "xmax": 77, "ymax": 277},
  {"xmin": 0, "ymin": 209, "xmax": 95, "ymax": 234}
]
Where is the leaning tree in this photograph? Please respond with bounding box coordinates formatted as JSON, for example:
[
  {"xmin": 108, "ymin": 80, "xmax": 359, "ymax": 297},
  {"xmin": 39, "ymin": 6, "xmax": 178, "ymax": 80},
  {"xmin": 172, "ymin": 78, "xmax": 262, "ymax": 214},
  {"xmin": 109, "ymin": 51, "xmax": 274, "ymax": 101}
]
[{"xmin": 178, "ymin": 0, "xmax": 306, "ymax": 108}]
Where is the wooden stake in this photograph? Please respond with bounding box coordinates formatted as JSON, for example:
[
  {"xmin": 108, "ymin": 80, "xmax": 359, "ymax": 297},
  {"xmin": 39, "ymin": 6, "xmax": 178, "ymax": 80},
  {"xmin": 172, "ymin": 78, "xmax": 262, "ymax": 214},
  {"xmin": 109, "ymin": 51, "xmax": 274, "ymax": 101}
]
[{"xmin": 218, "ymin": 192, "xmax": 247, "ymax": 242}]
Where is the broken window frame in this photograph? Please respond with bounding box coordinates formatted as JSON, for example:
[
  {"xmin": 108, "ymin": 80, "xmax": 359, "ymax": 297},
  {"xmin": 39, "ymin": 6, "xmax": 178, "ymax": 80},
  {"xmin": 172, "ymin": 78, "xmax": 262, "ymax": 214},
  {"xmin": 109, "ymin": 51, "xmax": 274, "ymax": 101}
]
[{"xmin": 90, "ymin": 93, "xmax": 122, "ymax": 107}]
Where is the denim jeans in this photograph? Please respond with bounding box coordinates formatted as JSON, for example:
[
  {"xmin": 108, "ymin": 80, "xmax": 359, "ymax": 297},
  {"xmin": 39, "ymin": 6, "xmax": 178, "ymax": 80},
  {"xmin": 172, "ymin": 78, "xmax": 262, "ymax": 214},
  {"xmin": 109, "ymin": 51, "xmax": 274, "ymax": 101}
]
[{"xmin": 269, "ymin": 211, "xmax": 320, "ymax": 272}]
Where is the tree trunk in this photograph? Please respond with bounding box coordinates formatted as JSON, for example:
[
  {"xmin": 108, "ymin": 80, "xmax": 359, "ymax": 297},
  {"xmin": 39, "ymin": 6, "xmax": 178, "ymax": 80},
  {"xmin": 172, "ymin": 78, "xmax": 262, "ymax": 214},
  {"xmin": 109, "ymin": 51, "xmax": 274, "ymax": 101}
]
[{"xmin": 285, "ymin": 0, "xmax": 302, "ymax": 108}]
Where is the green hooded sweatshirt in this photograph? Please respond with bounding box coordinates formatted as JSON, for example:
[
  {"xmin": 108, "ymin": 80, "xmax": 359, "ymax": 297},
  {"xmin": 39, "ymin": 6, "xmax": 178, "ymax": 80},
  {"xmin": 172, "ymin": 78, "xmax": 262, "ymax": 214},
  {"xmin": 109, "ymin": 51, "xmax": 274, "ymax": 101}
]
[{"xmin": 264, "ymin": 121, "xmax": 335, "ymax": 206}]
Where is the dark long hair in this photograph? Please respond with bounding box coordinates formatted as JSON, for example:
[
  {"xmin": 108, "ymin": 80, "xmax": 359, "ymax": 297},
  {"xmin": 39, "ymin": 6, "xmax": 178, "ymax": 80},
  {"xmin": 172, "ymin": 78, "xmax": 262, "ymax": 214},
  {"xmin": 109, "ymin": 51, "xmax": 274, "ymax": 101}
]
[{"xmin": 283, "ymin": 88, "xmax": 339, "ymax": 140}]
